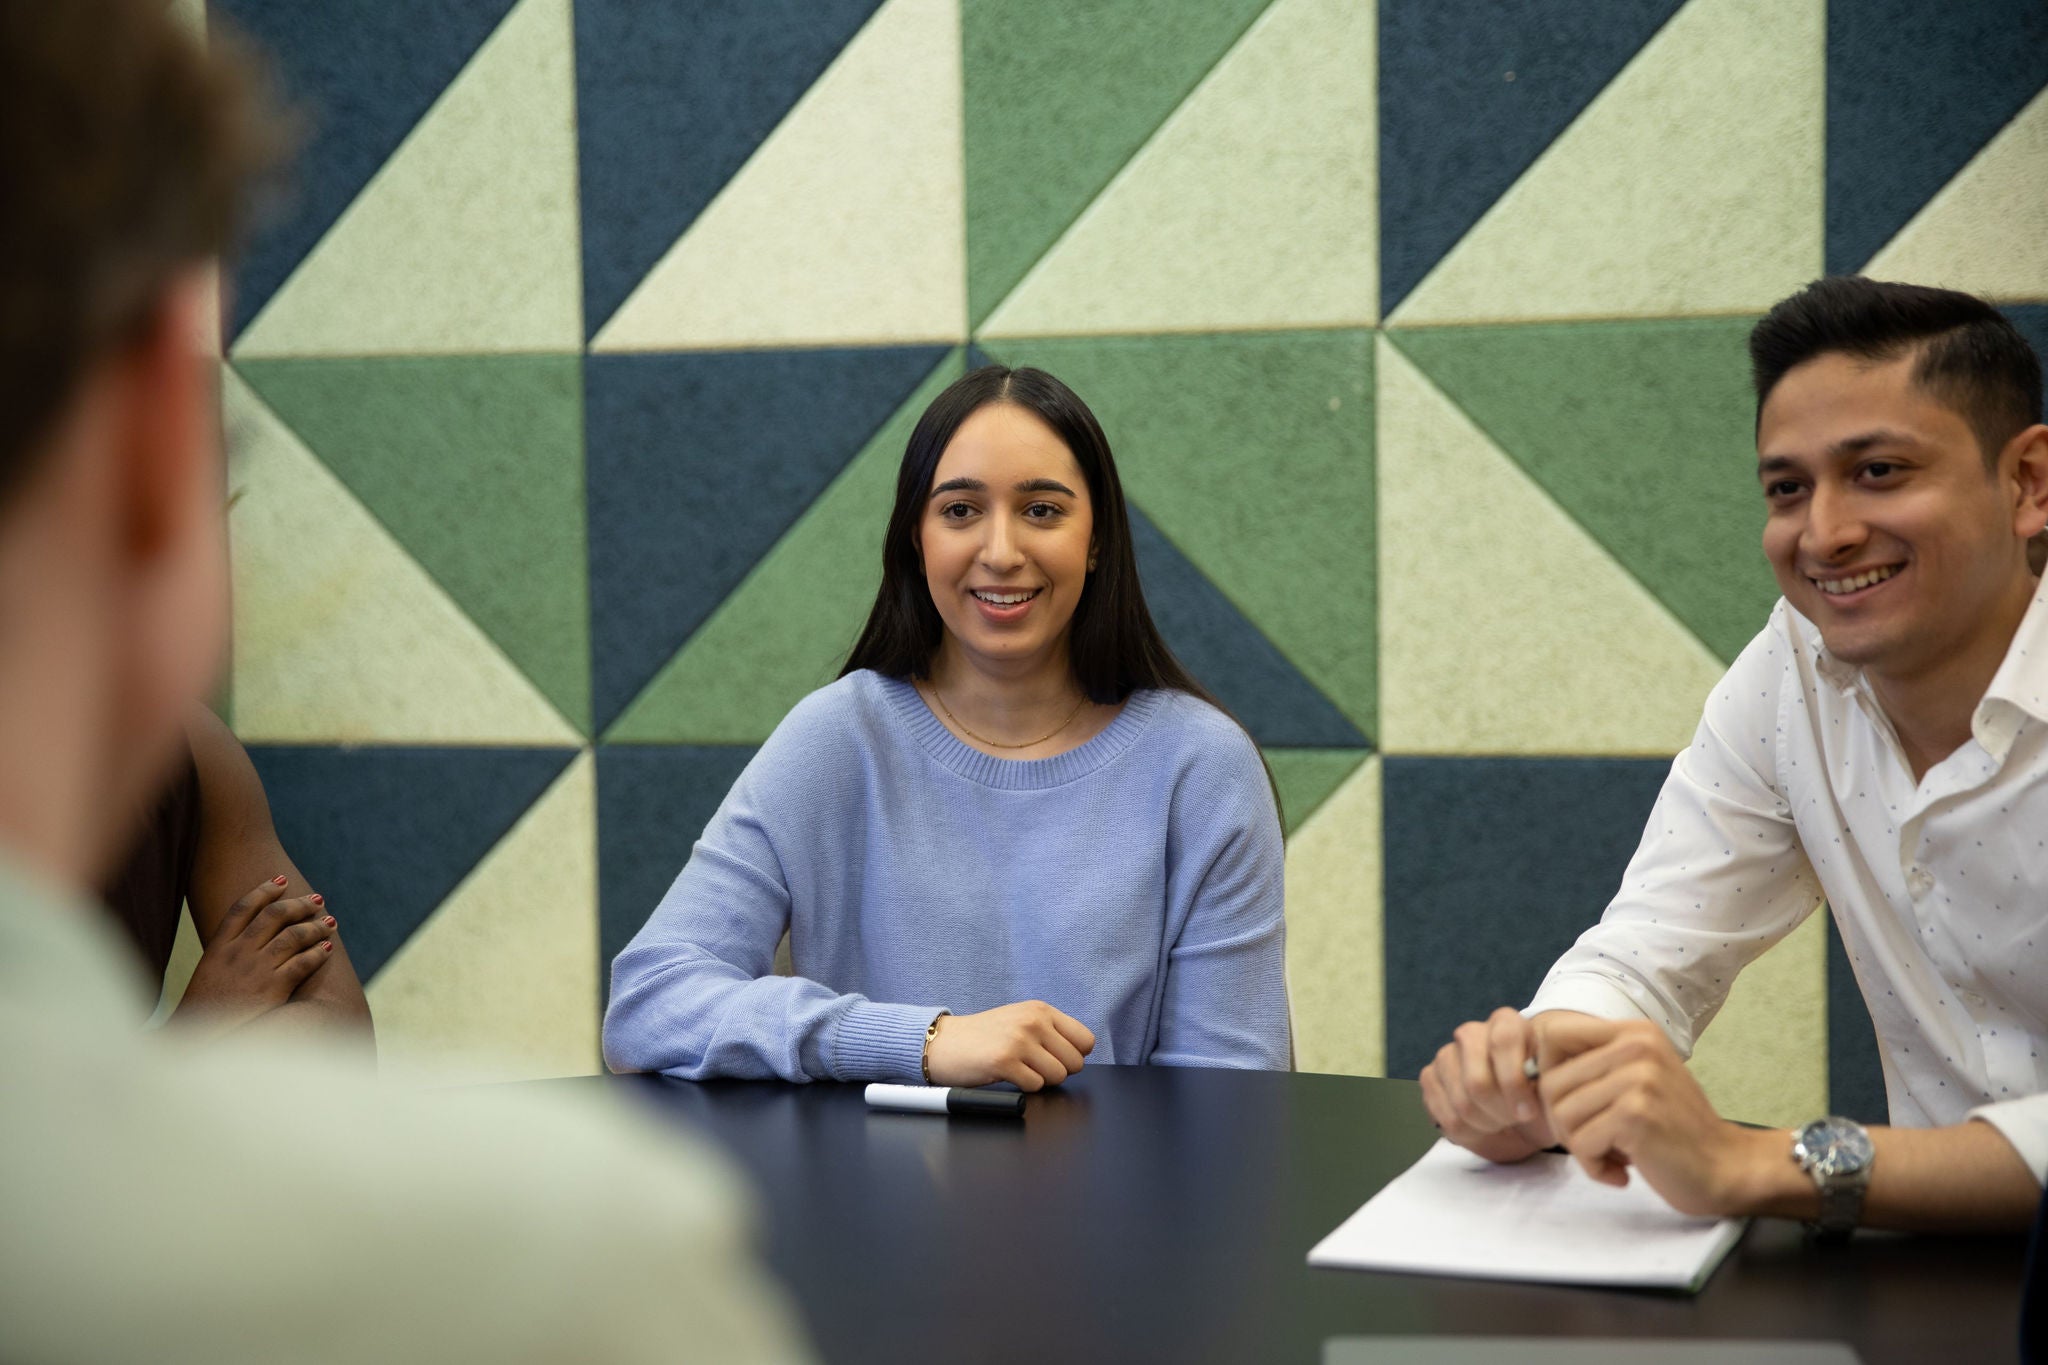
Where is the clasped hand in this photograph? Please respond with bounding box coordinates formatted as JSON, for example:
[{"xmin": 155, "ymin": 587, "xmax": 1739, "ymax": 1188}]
[
  {"xmin": 925, "ymin": 1000, "xmax": 1096, "ymax": 1091},
  {"xmin": 173, "ymin": 876, "xmax": 338, "ymax": 1035},
  {"xmin": 1420, "ymin": 1008, "xmax": 1772, "ymax": 1217}
]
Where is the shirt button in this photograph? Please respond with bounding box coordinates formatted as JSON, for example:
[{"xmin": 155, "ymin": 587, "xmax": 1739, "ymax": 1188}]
[
  {"xmin": 1906, "ymin": 866, "xmax": 1934, "ymax": 895},
  {"xmin": 1962, "ymin": 990, "xmax": 1987, "ymax": 1008}
]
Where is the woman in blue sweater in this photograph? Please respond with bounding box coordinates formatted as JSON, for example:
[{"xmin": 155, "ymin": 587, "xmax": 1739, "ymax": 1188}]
[{"xmin": 603, "ymin": 366, "xmax": 1290, "ymax": 1088}]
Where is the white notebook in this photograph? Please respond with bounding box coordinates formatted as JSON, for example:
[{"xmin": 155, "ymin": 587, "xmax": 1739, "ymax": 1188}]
[{"xmin": 1308, "ymin": 1140, "xmax": 1747, "ymax": 1293}]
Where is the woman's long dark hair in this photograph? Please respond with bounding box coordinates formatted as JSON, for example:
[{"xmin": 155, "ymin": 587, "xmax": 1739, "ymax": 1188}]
[{"xmin": 841, "ymin": 364, "xmax": 1226, "ymax": 712}]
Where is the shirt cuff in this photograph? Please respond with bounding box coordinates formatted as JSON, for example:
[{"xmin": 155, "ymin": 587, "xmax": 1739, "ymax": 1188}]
[
  {"xmin": 828, "ymin": 1000, "xmax": 946, "ymax": 1083},
  {"xmin": 1967, "ymin": 1093, "xmax": 2048, "ymax": 1185},
  {"xmin": 1524, "ymin": 974, "xmax": 1688, "ymax": 1051}
]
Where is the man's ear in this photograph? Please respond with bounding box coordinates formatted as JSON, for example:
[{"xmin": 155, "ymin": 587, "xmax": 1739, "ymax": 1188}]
[
  {"xmin": 111, "ymin": 275, "xmax": 214, "ymax": 564},
  {"xmin": 2004, "ymin": 422, "xmax": 2048, "ymax": 541}
]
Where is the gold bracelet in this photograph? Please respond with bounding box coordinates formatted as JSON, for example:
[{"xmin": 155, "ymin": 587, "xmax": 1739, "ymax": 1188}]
[{"xmin": 922, "ymin": 1011, "xmax": 950, "ymax": 1085}]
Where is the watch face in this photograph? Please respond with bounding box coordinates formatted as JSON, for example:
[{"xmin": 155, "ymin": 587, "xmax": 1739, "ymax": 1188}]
[{"xmin": 1802, "ymin": 1118, "xmax": 1875, "ymax": 1177}]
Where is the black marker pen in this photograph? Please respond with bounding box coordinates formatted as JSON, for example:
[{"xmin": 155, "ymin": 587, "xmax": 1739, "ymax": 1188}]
[{"xmin": 864, "ymin": 1083, "xmax": 1026, "ymax": 1118}]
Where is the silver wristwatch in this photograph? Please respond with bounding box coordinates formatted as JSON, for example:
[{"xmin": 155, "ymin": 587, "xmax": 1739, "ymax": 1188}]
[{"xmin": 1791, "ymin": 1116, "xmax": 1876, "ymax": 1236}]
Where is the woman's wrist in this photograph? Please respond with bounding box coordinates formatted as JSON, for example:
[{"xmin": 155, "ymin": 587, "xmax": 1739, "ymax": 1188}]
[{"xmin": 922, "ymin": 1010, "xmax": 951, "ymax": 1085}]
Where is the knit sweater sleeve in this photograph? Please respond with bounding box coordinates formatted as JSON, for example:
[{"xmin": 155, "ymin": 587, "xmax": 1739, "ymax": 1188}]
[
  {"xmin": 601, "ymin": 689, "xmax": 942, "ymax": 1084},
  {"xmin": 1150, "ymin": 706, "xmax": 1291, "ymax": 1070}
]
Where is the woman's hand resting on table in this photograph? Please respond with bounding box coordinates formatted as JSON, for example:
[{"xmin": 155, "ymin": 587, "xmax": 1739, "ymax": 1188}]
[{"xmin": 924, "ymin": 1001, "xmax": 1095, "ymax": 1091}]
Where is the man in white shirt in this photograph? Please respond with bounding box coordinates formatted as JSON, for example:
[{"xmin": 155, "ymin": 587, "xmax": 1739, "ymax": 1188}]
[
  {"xmin": 1421, "ymin": 276, "xmax": 2048, "ymax": 1235},
  {"xmin": 0, "ymin": 3, "xmax": 810, "ymax": 1359}
]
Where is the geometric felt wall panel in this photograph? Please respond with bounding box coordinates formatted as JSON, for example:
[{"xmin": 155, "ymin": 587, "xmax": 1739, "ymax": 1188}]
[
  {"xmin": 983, "ymin": 331, "xmax": 1376, "ymax": 737},
  {"xmin": 583, "ymin": 345, "xmax": 950, "ymax": 735},
  {"xmin": 1380, "ymin": 756, "xmax": 1671, "ymax": 1080},
  {"xmin": 2009, "ymin": 307, "xmax": 2048, "ymax": 402},
  {"xmin": 244, "ymin": 744, "xmax": 576, "ymax": 981},
  {"xmin": 1391, "ymin": 0, "xmax": 1823, "ymax": 325},
  {"xmin": 1285, "ymin": 757, "xmax": 1383, "ymax": 1077},
  {"xmin": 211, "ymin": 0, "xmax": 518, "ymax": 340},
  {"xmin": 960, "ymin": 0, "xmax": 1272, "ymax": 327},
  {"xmin": 233, "ymin": 0, "xmax": 582, "ymax": 357},
  {"xmin": 1270, "ymin": 751, "xmax": 1371, "ymax": 838},
  {"xmin": 1389, "ymin": 320, "xmax": 1775, "ymax": 664},
  {"xmin": 1826, "ymin": 911, "xmax": 1891, "ymax": 1123},
  {"xmin": 978, "ymin": 0, "xmax": 1376, "ymax": 337},
  {"xmin": 1377, "ymin": 0, "xmax": 1684, "ymax": 317},
  {"xmin": 591, "ymin": 0, "xmax": 965, "ymax": 353},
  {"xmin": 1130, "ymin": 508, "xmax": 1366, "ymax": 750},
  {"xmin": 1863, "ymin": 88, "xmax": 2048, "ymax": 302},
  {"xmin": 1825, "ymin": 0, "xmax": 2048, "ymax": 275},
  {"xmin": 572, "ymin": 0, "xmax": 885, "ymax": 339},
  {"xmin": 368, "ymin": 752, "xmax": 601, "ymax": 1083},
  {"xmin": 1375, "ymin": 338, "xmax": 1725, "ymax": 756},
  {"xmin": 234, "ymin": 355, "xmax": 590, "ymax": 735},
  {"xmin": 607, "ymin": 352, "xmax": 964, "ymax": 745},
  {"xmin": 595, "ymin": 746, "xmax": 759, "ymax": 991},
  {"xmin": 223, "ymin": 367, "xmax": 580, "ymax": 745}
]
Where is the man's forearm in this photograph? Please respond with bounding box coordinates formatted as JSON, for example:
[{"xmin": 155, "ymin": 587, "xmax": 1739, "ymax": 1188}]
[{"xmin": 1726, "ymin": 1118, "xmax": 2039, "ymax": 1233}]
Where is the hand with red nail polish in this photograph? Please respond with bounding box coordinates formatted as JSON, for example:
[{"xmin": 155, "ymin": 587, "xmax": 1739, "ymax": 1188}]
[{"xmin": 171, "ymin": 876, "xmax": 339, "ymax": 1037}]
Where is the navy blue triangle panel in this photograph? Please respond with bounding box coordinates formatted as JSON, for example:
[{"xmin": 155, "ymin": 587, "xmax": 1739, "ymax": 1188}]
[
  {"xmin": 210, "ymin": 0, "xmax": 517, "ymax": 341},
  {"xmin": 1827, "ymin": 1, "xmax": 2048, "ymax": 274},
  {"xmin": 244, "ymin": 744, "xmax": 576, "ymax": 981},
  {"xmin": 584, "ymin": 345, "xmax": 950, "ymax": 735},
  {"xmin": 1127, "ymin": 505, "xmax": 1367, "ymax": 749},
  {"xmin": 1825, "ymin": 913, "xmax": 1889, "ymax": 1124},
  {"xmin": 1377, "ymin": 0, "xmax": 1685, "ymax": 317},
  {"xmin": 2006, "ymin": 306, "xmax": 2048, "ymax": 408},
  {"xmin": 966, "ymin": 345, "xmax": 1002, "ymax": 373},
  {"xmin": 1380, "ymin": 756, "xmax": 1669, "ymax": 1080},
  {"xmin": 573, "ymin": 0, "xmax": 886, "ymax": 339},
  {"xmin": 595, "ymin": 744, "xmax": 758, "ymax": 993}
]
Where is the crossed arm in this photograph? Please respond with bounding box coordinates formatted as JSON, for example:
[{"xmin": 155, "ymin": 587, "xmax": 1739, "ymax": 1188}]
[
  {"xmin": 1421, "ymin": 1008, "xmax": 2041, "ymax": 1233},
  {"xmin": 168, "ymin": 706, "xmax": 373, "ymax": 1047}
]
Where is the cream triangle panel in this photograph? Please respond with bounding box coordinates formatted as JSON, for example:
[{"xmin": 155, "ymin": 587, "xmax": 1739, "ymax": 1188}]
[
  {"xmin": 1685, "ymin": 908, "xmax": 1828, "ymax": 1128},
  {"xmin": 1390, "ymin": 0, "xmax": 1822, "ymax": 325},
  {"xmin": 224, "ymin": 368, "xmax": 579, "ymax": 744},
  {"xmin": 591, "ymin": 0, "xmax": 965, "ymax": 351},
  {"xmin": 1286, "ymin": 757, "xmax": 1382, "ymax": 1077},
  {"xmin": 978, "ymin": 0, "xmax": 1374, "ymax": 338},
  {"xmin": 370, "ymin": 751, "xmax": 600, "ymax": 1084},
  {"xmin": 1376, "ymin": 339, "xmax": 1724, "ymax": 754},
  {"xmin": 233, "ymin": 0, "xmax": 582, "ymax": 356},
  {"xmin": 1863, "ymin": 86, "xmax": 2048, "ymax": 301}
]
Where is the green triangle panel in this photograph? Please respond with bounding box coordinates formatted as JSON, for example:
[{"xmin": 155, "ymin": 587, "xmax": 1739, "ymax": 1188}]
[
  {"xmin": 1388, "ymin": 319, "xmax": 1775, "ymax": 663},
  {"xmin": 962, "ymin": 0, "xmax": 1273, "ymax": 328},
  {"xmin": 232, "ymin": 355, "xmax": 590, "ymax": 734},
  {"xmin": 983, "ymin": 331, "xmax": 1375, "ymax": 735},
  {"xmin": 607, "ymin": 350, "xmax": 966, "ymax": 744},
  {"xmin": 1268, "ymin": 748, "xmax": 1369, "ymax": 837}
]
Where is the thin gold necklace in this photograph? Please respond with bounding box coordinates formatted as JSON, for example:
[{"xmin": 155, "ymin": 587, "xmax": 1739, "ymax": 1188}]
[{"xmin": 926, "ymin": 683, "xmax": 1089, "ymax": 750}]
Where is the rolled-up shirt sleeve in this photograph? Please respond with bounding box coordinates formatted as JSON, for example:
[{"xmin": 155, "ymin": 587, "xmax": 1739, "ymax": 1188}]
[
  {"xmin": 1970, "ymin": 1095, "xmax": 2048, "ymax": 1185},
  {"xmin": 1526, "ymin": 623, "xmax": 1824, "ymax": 1057}
]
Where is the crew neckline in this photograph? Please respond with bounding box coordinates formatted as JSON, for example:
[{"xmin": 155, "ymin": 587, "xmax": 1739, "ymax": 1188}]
[{"xmin": 872, "ymin": 672, "xmax": 1164, "ymax": 791}]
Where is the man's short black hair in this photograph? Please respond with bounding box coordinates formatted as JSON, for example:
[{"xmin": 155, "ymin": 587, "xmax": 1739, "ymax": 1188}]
[{"xmin": 1749, "ymin": 276, "xmax": 2043, "ymax": 465}]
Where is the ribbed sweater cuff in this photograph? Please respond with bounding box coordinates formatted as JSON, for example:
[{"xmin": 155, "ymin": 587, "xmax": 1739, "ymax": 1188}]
[{"xmin": 831, "ymin": 1001, "xmax": 943, "ymax": 1083}]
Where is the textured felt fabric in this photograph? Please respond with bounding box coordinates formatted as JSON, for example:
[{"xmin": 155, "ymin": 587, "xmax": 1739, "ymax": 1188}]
[
  {"xmin": 245, "ymin": 745, "xmax": 575, "ymax": 980},
  {"xmin": 1825, "ymin": 0, "xmax": 2048, "ymax": 273},
  {"xmin": 212, "ymin": 0, "xmax": 516, "ymax": 340},
  {"xmin": 603, "ymin": 672, "xmax": 1290, "ymax": 1081},
  {"xmin": 1377, "ymin": 0, "xmax": 1683, "ymax": 316},
  {"xmin": 1390, "ymin": 319, "xmax": 1774, "ymax": 664},
  {"xmin": 582, "ymin": 345, "xmax": 947, "ymax": 734},
  {"xmin": 236, "ymin": 355, "xmax": 590, "ymax": 734},
  {"xmin": 572, "ymin": 0, "xmax": 883, "ymax": 337}
]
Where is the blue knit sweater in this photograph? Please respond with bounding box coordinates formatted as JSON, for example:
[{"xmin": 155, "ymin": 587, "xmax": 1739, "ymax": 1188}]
[{"xmin": 603, "ymin": 670, "xmax": 1291, "ymax": 1082}]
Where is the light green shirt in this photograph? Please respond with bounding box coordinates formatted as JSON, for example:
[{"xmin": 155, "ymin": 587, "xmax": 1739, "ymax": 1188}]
[{"xmin": 0, "ymin": 855, "xmax": 813, "ymax": 1363}]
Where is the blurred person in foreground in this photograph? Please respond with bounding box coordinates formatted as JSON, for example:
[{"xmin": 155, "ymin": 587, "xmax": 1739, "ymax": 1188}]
[{"xmin": 0, "ymin": 3, "xmax": 810, "ymax": 1360}]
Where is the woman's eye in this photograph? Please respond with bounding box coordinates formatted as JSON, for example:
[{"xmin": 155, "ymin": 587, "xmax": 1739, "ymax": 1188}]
[
  {"xmin": 939, "ymin": 501, "xmax": 975, "ymax": 520},
  {"xmin": 1861, "ymin": 461, "xmax": 1898, "ymax": 480},
  {"xmin": 1025, "ymin": 502, "xmax": 1062, "ymax": 520},
  {"xmin": 1764, "ymin": 480, "xmax": 1803, "ymax": 500}
]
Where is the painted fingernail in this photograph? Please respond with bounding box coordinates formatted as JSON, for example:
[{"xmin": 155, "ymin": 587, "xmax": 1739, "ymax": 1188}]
[
  {"xmin": 272, "ymin": 875, "xmax": 288, "ymax": 886},
  {"xmin": 309, "ymin": 893, "xmax": 324, "ymax": 906},
  {"xmin": 321, "ymin": 940, "xmax": 333, "ymax": 952},
  {"xmin": 322, "ymin": 916, "xmax": 336, "ymax": 928}
]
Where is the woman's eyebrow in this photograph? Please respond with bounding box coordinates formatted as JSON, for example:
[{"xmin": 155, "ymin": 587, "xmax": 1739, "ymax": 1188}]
[
  {"xmin": 929, "ymin": 476, "xmax": 985, "ymax": 497},
  {"xmin": 1015, "ymin": 478, "xmax": 1076, "ymax": 496}
]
